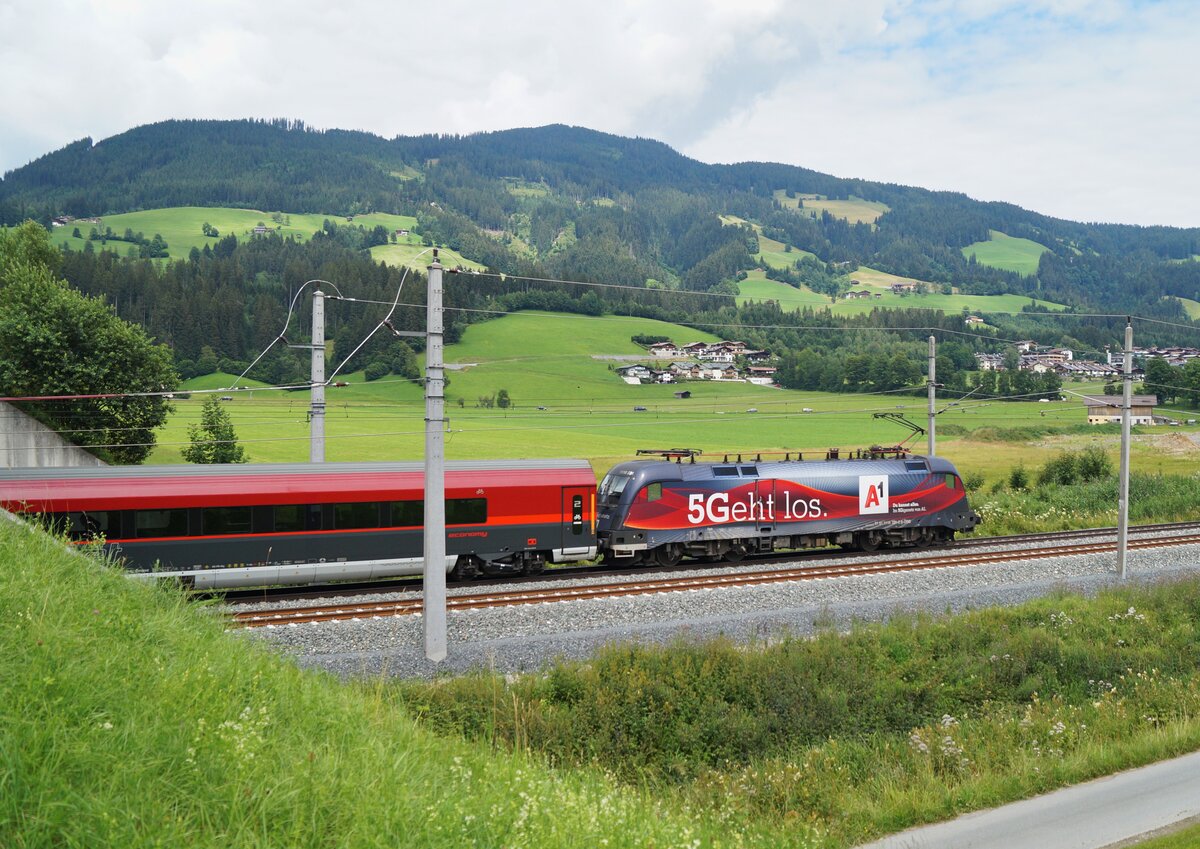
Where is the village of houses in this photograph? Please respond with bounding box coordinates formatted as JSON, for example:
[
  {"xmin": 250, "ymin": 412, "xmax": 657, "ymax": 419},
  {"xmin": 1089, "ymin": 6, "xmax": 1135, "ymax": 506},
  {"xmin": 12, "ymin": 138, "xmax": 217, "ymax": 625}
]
[
  {"xmin": 614, "ymin": 336, "xmax": 1200, "ymax": 426},
  {"xmin": 614, "ymin": 340, "xmax": 777, "ymax": 386}
]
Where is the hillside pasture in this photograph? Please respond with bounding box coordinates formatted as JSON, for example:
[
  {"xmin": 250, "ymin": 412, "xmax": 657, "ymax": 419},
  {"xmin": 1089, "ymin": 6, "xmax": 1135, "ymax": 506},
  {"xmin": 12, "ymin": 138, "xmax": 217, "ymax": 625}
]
[
  {"xmin": 738, "ymin": 266, "xmax": 1066, "ymax": 316},
  {"xmin": 719, "ymin": 214, "xmax": 815, "ymax": 269},
  {"xmin": 150, "ymin": 311, "xmax": 1200, "ymax": 489},
  {"xmin": 368, "ymin": 242, "xmax": 486, "ymax": 272},
  {"xmin": 736, "ymin": 270, "xmax": 831, "ymax": 309},
  {"xmin": 51, "ymin": 207, "xmax": 418, "ymax": 260},
  {"xmin": 962, "ymin": 229, "xmax": 1050, "ymax": 275},
  {"xmin": 1169, "ymin": 296, "xmax": 1200, "ymax": 320},
  {"xmin": 773, "ymin": 190, "xmax": 889, "ymax": 225}
]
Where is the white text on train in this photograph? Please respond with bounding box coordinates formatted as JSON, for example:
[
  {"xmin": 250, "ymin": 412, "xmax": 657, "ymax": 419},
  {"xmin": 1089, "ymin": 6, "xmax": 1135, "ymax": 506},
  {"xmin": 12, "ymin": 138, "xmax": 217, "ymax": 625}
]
[{"xmin": 685, "ymin": 492, "xmax": 824, "ymax": 524}]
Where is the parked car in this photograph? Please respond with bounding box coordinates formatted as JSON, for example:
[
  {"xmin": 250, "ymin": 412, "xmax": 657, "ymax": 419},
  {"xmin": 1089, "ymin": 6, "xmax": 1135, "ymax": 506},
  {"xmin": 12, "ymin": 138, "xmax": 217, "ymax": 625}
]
[{"xmin": 633, "ymin": 406, "xmax": 647, "ymax": 412}]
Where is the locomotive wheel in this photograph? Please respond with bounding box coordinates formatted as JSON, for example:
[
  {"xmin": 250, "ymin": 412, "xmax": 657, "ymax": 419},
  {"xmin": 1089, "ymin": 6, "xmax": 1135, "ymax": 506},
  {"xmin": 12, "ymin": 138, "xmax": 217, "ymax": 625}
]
[
  {"xmin": 912, "ymin": 530, "xmax": 931, "ymax": 549},
  {"xmin": 856, "ymin": 533, "xmax": 881, "ymax": 553},
  {"xmin": 654, "ymin": 545, "xmax": 682, "ymax": 567},
  {"xmin": 722, "ymin": 544, "xmax": 746, "ymax": 563}
]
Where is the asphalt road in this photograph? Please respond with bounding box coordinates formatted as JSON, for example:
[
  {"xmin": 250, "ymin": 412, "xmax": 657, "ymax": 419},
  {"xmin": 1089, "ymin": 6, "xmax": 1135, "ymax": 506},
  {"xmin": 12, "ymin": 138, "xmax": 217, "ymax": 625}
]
[{"xmin": 856, "ymin": 750, "xmax": 1200, "ymax": 849}]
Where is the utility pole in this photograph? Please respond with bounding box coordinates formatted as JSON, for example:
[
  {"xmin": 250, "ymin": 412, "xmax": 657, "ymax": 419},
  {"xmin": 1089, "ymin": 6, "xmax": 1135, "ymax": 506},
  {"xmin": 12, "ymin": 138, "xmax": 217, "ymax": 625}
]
[
  {"xmin": 310, "ymin": 288, "xmax": 326, "ymax": 463},
  {"xmin": 927, "ymin": 335, "xmax": 937, "ymax": 456},
  {"xmin": 1117, "ymin": 318, "xmax": 1132, "ymax": 579},
  {"xmin": 424, "ymin": 253, "xmax": 447, "ymax": 662}
]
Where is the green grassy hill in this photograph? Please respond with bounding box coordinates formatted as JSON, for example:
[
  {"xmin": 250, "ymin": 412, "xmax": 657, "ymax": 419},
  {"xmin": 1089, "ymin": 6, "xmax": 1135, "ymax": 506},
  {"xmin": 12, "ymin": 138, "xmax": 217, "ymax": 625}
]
[
  {"xmin": 962, "ymin": 229, "xmax": 1050, "ymax": 275},
  {"xmin": 773, "ymin": 190, "xmax": 889, "ymax": 225},
  {"xmin": 51, "ymin": 207, "xmax": 418, "ymax": 261},
  {"xmin": 737, "ymin": 267, "xmax": 1067, "ymax": 316}
]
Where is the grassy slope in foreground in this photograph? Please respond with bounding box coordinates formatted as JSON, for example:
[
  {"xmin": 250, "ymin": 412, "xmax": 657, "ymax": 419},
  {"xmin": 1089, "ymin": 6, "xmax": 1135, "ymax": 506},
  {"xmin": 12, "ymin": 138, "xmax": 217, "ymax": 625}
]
[
  {"xmin": 961, "ymin": 229, "xmax": 1050, "ymax": 275},
  {"xmin": 0, "ymin": 517, "xmax": 725, "ymax": 849}
]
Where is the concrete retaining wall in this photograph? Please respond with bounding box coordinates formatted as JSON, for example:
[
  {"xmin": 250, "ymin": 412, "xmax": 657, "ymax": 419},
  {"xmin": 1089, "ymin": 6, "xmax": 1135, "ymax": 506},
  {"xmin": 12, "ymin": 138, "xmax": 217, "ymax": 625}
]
[{"xmin": 0, "ymin": 401, "xmax": 106, "ymax": 468}]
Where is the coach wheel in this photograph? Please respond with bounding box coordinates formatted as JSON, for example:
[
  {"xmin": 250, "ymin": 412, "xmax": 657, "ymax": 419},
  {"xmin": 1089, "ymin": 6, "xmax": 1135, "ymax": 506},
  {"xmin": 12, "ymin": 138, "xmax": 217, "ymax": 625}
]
[
  {"xmin": 654, "ymin": 545, "xmax": 683, "ymax": 567},
  {"xmin": 450, "ymin": 557, "xmax": 481, "ymax": 581},
  {"xmin": 856, "ymin": 532, "xmax": 882, "ymax": 553},
  {"xmin": 523, "ymin": 556, "xmax": 545, "ymax": 577}
]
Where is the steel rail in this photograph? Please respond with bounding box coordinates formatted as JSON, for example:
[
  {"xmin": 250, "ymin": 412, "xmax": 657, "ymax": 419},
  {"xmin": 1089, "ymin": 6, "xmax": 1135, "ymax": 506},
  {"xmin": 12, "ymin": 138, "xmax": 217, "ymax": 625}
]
[{"xmin": 231, "ymin": 532, "xmax": 1200, "ymax": 629}]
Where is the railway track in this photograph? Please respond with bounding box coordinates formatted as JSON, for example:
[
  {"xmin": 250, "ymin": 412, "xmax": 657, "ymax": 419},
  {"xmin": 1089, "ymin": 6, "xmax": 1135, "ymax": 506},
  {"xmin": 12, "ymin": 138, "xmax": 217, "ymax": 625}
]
[
  {"xmin": 230, "ymin": 530, "xmax": 1200, "ymax": 629},
  {"xmin": 217, "ymin": 520, "xmax": 1200, "ymax": 606}
]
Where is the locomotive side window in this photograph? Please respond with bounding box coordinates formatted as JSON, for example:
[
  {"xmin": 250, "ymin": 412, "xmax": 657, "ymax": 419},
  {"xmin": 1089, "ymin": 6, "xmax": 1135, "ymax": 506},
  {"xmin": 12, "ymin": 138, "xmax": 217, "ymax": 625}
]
[
  {"xmin": 643, "ymin": 483, "xmax": 663, "ymax": 502},
  {"xmin": 390, "ymin": 500, "xmax": 423, "ymax": 527},
  {"xmin": 599, "ymin": 473, "xmax": 631, "ymax": 502},
  {"xmin": 945, "ymin": 474, "xmax": 957, "ymax": 489},
  {"xmin": 447, "ymin": 498, "xmax": 487, "ymax": 525},
  {"xmin": 135, "ymin": 509, "xmax": 188, "ymax": 538},
  {"xmin": 739, "ymin": 466, "xmax": 758, "ymax": 477},
  {"xmin": 334, "ymin": 502, "xmax": 382, "ymax": 529},
  {"xmin": 714, "ymin": 467, "xmax": 739, "ymax": 477},
  {"xmin": 202, "ymin": 506, "xmax": 252, "ymax": 535}
]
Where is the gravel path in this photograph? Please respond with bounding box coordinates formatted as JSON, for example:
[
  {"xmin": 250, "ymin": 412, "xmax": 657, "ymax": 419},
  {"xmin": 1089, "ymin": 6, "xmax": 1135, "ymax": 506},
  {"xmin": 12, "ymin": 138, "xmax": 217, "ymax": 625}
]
[{"xmin": 240, "ymin": 532, "xmax": 1200, "ymax": 680}]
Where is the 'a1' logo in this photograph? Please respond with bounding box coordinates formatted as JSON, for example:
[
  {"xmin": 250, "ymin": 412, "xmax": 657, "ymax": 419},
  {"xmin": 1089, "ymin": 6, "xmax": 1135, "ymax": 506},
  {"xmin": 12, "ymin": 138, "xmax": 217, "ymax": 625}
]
[{"xmin": 859, "ymin": 476, "xmax": 889, "ymax": 515}]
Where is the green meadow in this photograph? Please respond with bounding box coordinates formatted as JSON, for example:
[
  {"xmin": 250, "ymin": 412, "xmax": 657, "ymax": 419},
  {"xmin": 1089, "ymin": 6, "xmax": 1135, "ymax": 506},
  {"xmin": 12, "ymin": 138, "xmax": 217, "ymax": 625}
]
[
  {"xmin": 1170, "ymin": 296, "xmax": 1200, "ymax": 320},
  {"xmin": 737, "ymin": 267, "xmax": 1066, "ymax": 316},
  {"xmin": 51, "ymin": 207, "xmax": 418, "ymax": 260},
  {"xmin": 962, "ymin": 229, "xmax": 1050, "ymax": 275},
  {"xmin": 773, "ymin": 190, "xmax": 890, "ymax": 225},
  {"xmin": 148, "ymin": 311, "xmax": 1200, "ymax": 491},
  {"xmin": 368, "ymin": 242, "xmax": 485, "ymax": 271}
]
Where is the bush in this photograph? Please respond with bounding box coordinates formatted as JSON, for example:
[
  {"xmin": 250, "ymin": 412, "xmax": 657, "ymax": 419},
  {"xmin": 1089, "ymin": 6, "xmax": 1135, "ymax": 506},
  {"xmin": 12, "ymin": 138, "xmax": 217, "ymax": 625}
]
[
  {"xmin": 1038, "ymin": 452, "xmax": 1079, "ymax": 486},
  {"xmin": 1008, "ymin": 464, "xmax": 1029, "ymax": 491},
  {"xmin": 364, "ymin": 360, "xmax": 389, "ymax": 381},
  {"xmin": 963, "ymin": 470, "xmax": 985, "ymax": 492},
  {"xmin": 1077, "ymin": 445, "xmax": 1114, "ymax": 481}
]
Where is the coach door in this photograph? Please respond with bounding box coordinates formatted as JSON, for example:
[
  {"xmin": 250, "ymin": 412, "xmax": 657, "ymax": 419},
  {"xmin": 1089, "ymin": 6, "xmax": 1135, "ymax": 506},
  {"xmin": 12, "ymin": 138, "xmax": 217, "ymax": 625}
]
[{"xmin": 560, "ymin": 486, "xmax": 593, "ymax": 555}]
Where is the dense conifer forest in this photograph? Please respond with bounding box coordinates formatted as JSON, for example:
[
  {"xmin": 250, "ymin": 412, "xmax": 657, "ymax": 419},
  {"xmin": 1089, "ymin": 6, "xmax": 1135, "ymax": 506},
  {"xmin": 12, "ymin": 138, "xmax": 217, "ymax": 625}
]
[{"xmin": 4, "ymin": 118, "xmax": 1200, "ymax": 378}]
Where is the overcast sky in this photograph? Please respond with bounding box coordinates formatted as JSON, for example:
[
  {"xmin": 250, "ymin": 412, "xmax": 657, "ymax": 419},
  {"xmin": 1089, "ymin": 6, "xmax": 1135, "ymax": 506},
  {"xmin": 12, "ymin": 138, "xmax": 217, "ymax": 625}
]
[{"xmin": 2, "ymin": 0, "xmax": 1196, "ymax": 226}]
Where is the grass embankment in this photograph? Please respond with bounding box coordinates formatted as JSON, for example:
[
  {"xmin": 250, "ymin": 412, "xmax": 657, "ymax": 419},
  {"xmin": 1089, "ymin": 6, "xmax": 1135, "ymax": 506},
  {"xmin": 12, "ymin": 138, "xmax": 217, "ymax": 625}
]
[
  {"xmin": 0, "ymin": 518, "xmax": 723, "ymax": 848},
  {"xmin": 398, "ymin": 580, "xmax": 1200, "ymax": 847}
]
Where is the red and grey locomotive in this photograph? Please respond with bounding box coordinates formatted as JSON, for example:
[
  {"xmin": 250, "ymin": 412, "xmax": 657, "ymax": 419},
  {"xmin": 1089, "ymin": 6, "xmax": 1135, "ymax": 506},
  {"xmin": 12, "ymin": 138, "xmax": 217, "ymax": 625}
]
[{"xmin": 597, "ymin": 450, "xmax": 979, "ymax": 566}]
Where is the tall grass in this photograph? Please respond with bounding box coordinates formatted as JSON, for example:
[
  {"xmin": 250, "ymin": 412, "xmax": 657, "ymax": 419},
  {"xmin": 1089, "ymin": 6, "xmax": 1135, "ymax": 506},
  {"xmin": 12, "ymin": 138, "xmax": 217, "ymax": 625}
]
[
  {"xmin": 396, "ymin": 581, "xmax": 1200, "ymax": 847},
  {"xmin": 971, "ymin": 471, "xmax": 1200, "ymax": 535},
  {"xmin": 0, "ymin": 518, "xmax": 736, "ymax": 848}
]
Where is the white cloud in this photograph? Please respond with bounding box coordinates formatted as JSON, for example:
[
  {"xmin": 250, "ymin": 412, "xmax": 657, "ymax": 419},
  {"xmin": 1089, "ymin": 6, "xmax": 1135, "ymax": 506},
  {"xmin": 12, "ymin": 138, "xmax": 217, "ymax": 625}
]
[{"xmin": 0, "ymin": 0, "xmax": 1196, "ymax": 226}]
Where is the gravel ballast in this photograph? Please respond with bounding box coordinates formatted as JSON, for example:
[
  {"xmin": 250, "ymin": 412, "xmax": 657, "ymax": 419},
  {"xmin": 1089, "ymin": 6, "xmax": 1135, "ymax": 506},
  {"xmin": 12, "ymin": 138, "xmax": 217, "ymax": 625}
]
[{"xmin": 241, "ymin": 533, "xmax": 1200, "ymax": 680}]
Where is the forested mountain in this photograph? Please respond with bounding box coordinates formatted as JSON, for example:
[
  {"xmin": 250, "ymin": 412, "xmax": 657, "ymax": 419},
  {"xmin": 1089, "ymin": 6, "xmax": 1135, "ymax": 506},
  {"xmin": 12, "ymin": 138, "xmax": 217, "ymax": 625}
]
[{"xmin": 4, "ymin": 118, "xmax": 1200, "ymax": 339}]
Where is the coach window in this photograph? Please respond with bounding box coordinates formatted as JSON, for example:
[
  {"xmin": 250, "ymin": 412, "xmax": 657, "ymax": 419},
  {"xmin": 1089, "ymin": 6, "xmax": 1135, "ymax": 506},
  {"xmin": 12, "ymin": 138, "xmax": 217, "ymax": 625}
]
[
  {"xmin": 273, "ymin": 504, "xmax": 305, "ymax": 532},
  {"xmin": 135, "ymin": 509, "xmax": 189, "ymax": 538},
  {"xmin": 202, "ymin": 506, "xmax": 252, "ymax": 535},
  {"xmin": 446, "ymin": 498, "xmax": 487, "ymax": 525},
  {"xmin": 390, "ymin": 501, "xmax": 424, "ymax": 527},
  {"xmin": 334, "ymin": 502, "xmax": 382, "ymax": 530}
]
